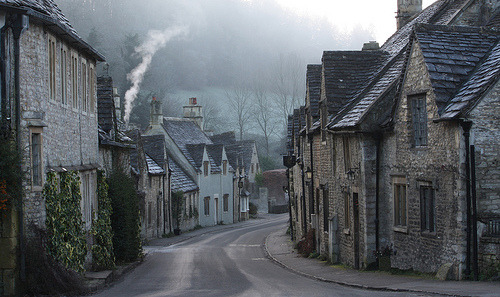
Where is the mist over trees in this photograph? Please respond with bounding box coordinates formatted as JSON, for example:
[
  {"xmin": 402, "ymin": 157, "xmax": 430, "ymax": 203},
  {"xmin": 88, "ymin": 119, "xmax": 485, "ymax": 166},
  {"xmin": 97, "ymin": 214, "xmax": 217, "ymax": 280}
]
[{"xmin": 57, "ymin": 0, "xmax": 374, "ymax": 165}]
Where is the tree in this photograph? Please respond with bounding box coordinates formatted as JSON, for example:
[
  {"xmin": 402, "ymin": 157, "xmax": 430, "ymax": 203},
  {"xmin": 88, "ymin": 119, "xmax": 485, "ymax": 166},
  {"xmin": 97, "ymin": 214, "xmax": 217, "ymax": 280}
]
[
  {"xmin": 225, "ymin": 84, "xmax": 253, "ymax": 141},
  {"xmin": 272, "ymin": 53, "xmax": 305, "ymax": 128},
  {"xmin": 252, "ymin": 79, "xmax": 279, "ymax": 156}
]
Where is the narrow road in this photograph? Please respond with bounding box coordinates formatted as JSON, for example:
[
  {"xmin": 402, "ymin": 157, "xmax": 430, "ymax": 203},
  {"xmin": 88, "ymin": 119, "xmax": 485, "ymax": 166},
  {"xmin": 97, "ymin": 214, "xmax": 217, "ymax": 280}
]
[{"xmin": 93, "ymin": 214, "xmax": 428, "ymax": 296}]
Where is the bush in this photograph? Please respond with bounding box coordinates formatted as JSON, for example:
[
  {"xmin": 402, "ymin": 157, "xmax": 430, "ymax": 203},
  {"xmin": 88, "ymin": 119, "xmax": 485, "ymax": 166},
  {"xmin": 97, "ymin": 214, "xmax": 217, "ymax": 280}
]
[
  {"xmin": 297, "ymin": 229, "xmax": 316, "ymax": 257},
  {"xmin": 249, "ymin": 202, "xmax": 258, "ymax": 215},
  {"xmin": 108, "ymin": 168, "xmax": 142, "ymax": 262},
  {"xmin": 24, "ymin": 225, "xmax": 85, "ymax": 296}
]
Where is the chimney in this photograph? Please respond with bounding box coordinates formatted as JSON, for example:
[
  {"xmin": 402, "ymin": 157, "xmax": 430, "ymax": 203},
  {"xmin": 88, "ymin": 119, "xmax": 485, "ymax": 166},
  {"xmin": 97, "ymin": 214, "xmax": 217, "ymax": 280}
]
[
  {"xmin": 113, "ymin": 87, "xmax": 121, "ymax": 120},
  {"xmin": 150, "ymin": 96, "xmax": 163, "ymax": 128},
  {"xmin": 183, "ymin": 97, "xmax": 204, "ymax": 129},
  {"xmin": 362, "ymin": 41, "xmax": 380, "ymax": 51},
  {"xmin": 396, "ymin": 0, "xmax": 422, "ymax": 30}
]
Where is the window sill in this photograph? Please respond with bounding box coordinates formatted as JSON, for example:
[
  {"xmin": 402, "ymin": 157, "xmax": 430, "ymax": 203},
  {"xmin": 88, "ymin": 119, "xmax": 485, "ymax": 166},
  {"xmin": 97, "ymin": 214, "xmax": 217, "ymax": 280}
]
[
  {"xmin": 31, "ymin": 185, "xmax": 43, "ymax": 192},
  {"xmin": 421, "ymin": 230, "xmax": 437, "ymax": 238},
  {"xmin": 343, "ymin": 228, "xmax": 350, "ymax": 235},
  {"xmin": 393, "ymin": 226, "xmax": 408, "ymax": 234}
]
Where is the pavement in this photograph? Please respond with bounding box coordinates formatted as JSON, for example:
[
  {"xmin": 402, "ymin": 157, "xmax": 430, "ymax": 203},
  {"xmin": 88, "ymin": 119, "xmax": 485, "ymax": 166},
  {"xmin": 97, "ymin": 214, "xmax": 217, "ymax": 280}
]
[{"xmin": 265, "ymin": 227, "xmax": 500, "ymax": 297}]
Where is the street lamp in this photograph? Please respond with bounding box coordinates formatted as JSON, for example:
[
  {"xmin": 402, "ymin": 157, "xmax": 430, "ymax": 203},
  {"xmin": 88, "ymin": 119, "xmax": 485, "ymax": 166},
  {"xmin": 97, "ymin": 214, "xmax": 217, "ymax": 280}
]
[{"xmin": 305, "ymin": 167, "xmax": 312, "ymax": 180}]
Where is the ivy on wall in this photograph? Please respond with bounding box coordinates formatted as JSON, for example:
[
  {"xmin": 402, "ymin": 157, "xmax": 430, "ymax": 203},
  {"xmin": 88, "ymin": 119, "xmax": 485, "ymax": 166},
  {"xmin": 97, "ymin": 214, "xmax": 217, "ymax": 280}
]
[
  {"xmin": 90, "ymin": 170, "xmax": 115, "ymax": 270},
  {"xmin": 44, "ymin": 171, "xmax": 87, "ymax": 272},
  {"xmin": 0, "ymin": 135, "xmax": 22, "ymax": 218}
]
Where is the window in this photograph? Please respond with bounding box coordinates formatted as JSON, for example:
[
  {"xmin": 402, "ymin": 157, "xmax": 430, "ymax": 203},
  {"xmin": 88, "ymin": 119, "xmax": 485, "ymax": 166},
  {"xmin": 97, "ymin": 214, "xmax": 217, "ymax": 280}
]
[
  {"xmin": 344, "ymin": 192, "xmax": 350, "ymax": 229},
  {"xmin": 81, "ymin": 60, "xmax": 88, "ymax": 112},
  {"xmin": 89, "ymin": 64, "xmax": 96, "ymax": 112},
  {"xmin": 251, "ymin": 164, "xmax": 254, "ymax": 174},
  {"xmin": 203, "ymin": 161, "xmax": 209, "ymax": 176},
  {"xmin": 48, "ymin": 36, "xmax": 56, "ymax": 101},
  {"xmin": 223, "ymin": 194, "xmax": 229, "ymax": 212},
  {"xmin": 81, "ymin": 172, "xmax": 94, "ymax": 230},
  {"xmin": 204, "ymin": 196, "xmax": 210, "ymax": 216},
  {"xmin": 343, "ymin": 136, "xmax": 351, "ymax": 173},
  {"xmin": 322, "ymin": 188, "xmax": 329, "ymax": 232},
  {"xmin": 148, "ymin": 202, "xmax": 152, "ymax": 226},
  {"xmin": 410, "ymin": 95, "xmax": 427, "ymax": 146},
  {"xmin": 393, "ymin": 177, "xmax": 407, "ymax": 228},
  {"xmin": 71, "ymin": 53, "xmax": 78, "ymax": 109},
  {"xmin": 420, "ymin": 183, "xmax": 435, "ymax": 232},
  {"xmin": 31, "ymin": 132, "xmax": 42, "ymax": 187},
  {"xmin": 223, "ymin": 160, "xmax": 227, "ymax": 175},
  {"xmin": 60, "ymin": 47, "xmax": 68, "ymax": 105}
]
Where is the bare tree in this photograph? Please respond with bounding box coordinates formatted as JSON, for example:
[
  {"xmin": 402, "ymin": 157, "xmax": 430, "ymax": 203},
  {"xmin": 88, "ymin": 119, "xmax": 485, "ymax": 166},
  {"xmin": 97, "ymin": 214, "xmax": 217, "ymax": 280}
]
[
  {"xmin": 272, "ymin": 52, "xmax": 306, "ymax": 127},
  {"xmin": 252, "ymin": 80, "xmax": 278, "ymax": 156},
  {"xmin": 225, "ymin": 85, "xmax": 252, "ymax": 141}
]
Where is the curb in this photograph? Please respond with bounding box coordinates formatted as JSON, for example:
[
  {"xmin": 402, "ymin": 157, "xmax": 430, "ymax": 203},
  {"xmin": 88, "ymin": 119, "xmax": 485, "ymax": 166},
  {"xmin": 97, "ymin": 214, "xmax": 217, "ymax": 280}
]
[{"xmin": 263, "ymin": 230, "xmax": 468, "ymax": 297}]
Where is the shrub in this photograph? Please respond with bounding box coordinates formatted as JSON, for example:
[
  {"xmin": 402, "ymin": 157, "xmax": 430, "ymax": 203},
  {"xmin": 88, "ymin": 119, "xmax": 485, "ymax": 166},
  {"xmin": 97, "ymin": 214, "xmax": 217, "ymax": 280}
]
[
  {"xmin": 297, "ymin": 229, "xmax": 316, "ymax": 257},
  {"xmin": 108, "ymin": 168, "xmax": 141, "ymax": 262}
]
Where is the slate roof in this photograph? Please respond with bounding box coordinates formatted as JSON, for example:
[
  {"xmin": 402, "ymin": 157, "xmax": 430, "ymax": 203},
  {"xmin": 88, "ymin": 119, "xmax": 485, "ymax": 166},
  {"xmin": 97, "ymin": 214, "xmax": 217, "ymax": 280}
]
[
  {"xmin": 441, "ymin": 41, "xmax": 500, "ymax": 119},
  {"xmin": 185, "ymin": 144, "xmax": 221, "ymax": 174},
  {"xmin": 322, "ymin": 50, "xmax": 389, "ymax": 116},
  {"xmin": 486, "ymin": 9, "xmax": 500, "ymax": 29},
  {"xmin": 236, "ymin": 140, "xmax": 255, "ymax": 174},
  {"xmin": 326, "ymin": 0, "xmax": 499, "ymax": 131},
  {"xmin": 169, "ymin": 159, "xmax": 198, "ymax": 193},
  {"xmin": 306, "ymin": 64, "xmax": 322, "ymax": 120},
  {"xmin": 415, "ymin": 24, "xmax": 499, "ymax": 112},
  {"xmin": 145, "ymin": 154, "xmax": 165, "ymax": 175},
  {"xmin": 209, "ymin": 131, "xmax": 237, "ymax": 145},
  {"xmin": 163, "ymin": 118, "xmax": 213, "ymax": 150},
  {"xmin": 142, "ymin": 135, "xmax": 166, "ymax": 170},
  {"xmin": 332, "ymin": 53, "xmax": 405, "ymax": 129},
  {"xmin": 225, "ymin": 144, "xmax": 241, "ymax": 171},
  {"xmin": 0, "ymin": 0, "xmax": 104, "ymax": 60},
  {"xmin": 206, "ymin": 144, "xmax": 224, "ymax": 165}
]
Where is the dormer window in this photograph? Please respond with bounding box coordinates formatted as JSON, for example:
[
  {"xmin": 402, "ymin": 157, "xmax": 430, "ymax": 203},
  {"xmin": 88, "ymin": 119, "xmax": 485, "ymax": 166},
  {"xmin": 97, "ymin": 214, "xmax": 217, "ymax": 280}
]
[
  {"xmin": 410, "ymin": 95, "xmax": 427, "ymax": 147},
  {"xmin": 203, "ymin": 161, "xmax": 209, "ymax": 176}
]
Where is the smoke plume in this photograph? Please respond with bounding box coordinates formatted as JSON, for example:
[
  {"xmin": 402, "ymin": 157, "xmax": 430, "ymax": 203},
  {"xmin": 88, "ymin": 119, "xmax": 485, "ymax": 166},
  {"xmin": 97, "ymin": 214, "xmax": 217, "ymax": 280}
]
[{"xmin": 124, "ymin": 26, "xmax": 188, "ymax": 122}]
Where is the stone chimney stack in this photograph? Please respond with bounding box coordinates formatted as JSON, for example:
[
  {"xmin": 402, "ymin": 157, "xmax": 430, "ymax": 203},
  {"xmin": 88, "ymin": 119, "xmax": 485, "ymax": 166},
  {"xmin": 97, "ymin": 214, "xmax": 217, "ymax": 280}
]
[
  {"xmin": 150, "ymin": 96, "xmax": 163, "ymax": 127},
  {"xmin": 362, "ymin": 41, "xmax": 380, "ymax": 51},
  {"xmin": 183, "ymin": 97, "xmax": 204, "ymax": 129},
  {"xmin": 396, "ymin": 0, "xmax": 422, "ymax": 29}
]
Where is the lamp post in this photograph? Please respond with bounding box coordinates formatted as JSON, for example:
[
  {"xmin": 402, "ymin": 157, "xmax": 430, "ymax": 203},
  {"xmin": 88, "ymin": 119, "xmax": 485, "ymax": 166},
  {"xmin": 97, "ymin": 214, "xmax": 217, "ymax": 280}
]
[{"xmin": 238, "ymin": 175, "xmax": 244, "ymax": 220}]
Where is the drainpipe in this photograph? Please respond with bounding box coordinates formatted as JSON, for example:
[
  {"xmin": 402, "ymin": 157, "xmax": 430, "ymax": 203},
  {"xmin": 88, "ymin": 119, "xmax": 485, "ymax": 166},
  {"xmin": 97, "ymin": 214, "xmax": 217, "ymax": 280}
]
[
  {"xmin": 374, "ymin": 132, "xmax": 382, "ymax": 256},
  {"xmin": 470, "ymin": 144, "xmax": 478, "ymax": 280},
  {"xmin": 460, "ymin": 120, "xmax": 472, "ymax": 278},
  {"xmin": 11, "ymin": 12, "xmax": 28, "ymax": 285}
]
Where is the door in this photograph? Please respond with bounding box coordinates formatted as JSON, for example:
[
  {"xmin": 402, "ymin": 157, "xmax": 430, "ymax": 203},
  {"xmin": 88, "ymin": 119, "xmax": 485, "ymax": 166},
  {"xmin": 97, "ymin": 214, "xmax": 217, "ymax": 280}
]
[
  {"xmin": 215, "ymin": 197, "xmax": 219, "ymax": 225},
  {"xmin": 353, "ymin": 192, "xmax": 360, "ymax": 269}
]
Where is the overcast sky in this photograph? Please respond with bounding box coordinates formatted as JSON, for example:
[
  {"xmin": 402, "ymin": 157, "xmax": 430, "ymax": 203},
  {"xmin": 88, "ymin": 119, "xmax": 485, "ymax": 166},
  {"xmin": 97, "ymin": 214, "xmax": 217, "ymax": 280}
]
[{"xmin": 272, "ymin": 0, "xmax": 435, "ymax": 45}]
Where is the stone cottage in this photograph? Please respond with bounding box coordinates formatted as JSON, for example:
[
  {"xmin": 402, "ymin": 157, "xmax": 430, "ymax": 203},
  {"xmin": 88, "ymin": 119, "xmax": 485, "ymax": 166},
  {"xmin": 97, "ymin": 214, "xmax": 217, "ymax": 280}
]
[
  {"xmin": 0, "ymin": 0, "xmax": 104, "ymax": 294},
  {"xmin": 143, "ymin": 98, "xmax": 234, "ymax": 228},
  {"xmin": 287, "ymin": 0, "xmax": 500, "ymax": 279}
]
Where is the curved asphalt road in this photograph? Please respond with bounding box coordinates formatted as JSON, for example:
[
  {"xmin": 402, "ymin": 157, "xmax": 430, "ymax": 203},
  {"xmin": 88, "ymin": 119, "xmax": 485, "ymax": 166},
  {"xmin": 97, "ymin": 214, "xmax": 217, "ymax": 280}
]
[{"xmin": 92, "ymin": 215, "xmax": 429, "ymax": 297}]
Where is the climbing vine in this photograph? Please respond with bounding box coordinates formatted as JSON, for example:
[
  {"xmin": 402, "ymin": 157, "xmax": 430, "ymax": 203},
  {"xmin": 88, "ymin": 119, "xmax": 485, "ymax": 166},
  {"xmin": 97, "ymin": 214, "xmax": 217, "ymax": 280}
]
[
  {"xmin": 44, "ymin": 171, "xmax": 87, "ymax": 272},
  {"xmin": 90, "ymin": 170, "xmax": 115, "ymax": 270},
  {"xmin": 0, "ymin": 135, "xmax": 22, "ymax": 217}
]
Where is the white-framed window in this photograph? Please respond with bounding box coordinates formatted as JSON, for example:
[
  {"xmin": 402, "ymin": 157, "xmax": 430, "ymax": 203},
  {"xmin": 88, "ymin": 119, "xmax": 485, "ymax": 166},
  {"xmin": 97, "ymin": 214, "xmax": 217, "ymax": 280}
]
[
  {"xmin": 223, "ymin": 194, "xmax": 229, "ymax": 212},
  {"xmin": 48, "ymin": 35, "xmax": 57, "ymax": 101},
  {"xmin": 203, "ymin": 161, "xmax": 209, "ymax": 177}
]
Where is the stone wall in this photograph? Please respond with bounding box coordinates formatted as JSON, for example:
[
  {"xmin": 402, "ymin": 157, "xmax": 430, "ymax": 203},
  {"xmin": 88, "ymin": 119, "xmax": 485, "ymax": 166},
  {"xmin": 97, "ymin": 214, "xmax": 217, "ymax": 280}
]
[{"xmin": 383, "ymin": 41, "xmax": 465, "ymax": 275}]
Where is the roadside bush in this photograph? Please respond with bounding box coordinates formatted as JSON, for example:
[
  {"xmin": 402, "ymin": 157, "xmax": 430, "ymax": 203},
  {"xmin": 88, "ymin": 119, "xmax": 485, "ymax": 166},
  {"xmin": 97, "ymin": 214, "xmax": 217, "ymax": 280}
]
[
  {"xmin": 297, "ymin": 229, "xmax": 316, "ymax": 257},
  {"xmin": 108, "ymin": 168, "xmax": 141, "ymax": 262},
  {"xmin": 249, "ymin": 202, "xmax": 258, "ymax": 215}
]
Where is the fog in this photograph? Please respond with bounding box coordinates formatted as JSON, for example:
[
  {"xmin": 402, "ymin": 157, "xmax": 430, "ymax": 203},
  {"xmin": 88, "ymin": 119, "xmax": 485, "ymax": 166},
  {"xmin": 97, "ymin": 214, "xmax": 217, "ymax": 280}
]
[{"xmin": 57, "ymin": 0, "xmax": 376, "ymax": 166}]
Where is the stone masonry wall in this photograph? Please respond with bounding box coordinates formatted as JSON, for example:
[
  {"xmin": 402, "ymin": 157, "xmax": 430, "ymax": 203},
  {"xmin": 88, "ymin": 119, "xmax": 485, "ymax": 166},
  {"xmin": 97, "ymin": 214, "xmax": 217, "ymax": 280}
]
[{"xmin": 383, "ymin": 41, "xmax": 465, "ymax": 275}]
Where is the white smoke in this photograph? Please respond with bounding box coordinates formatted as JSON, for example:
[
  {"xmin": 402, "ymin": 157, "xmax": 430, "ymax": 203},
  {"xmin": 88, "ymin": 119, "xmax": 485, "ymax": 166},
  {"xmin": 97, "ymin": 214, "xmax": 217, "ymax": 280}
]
[{"xmin": 124, "ymin": 26, "xmax": 188, "ymax": 122}]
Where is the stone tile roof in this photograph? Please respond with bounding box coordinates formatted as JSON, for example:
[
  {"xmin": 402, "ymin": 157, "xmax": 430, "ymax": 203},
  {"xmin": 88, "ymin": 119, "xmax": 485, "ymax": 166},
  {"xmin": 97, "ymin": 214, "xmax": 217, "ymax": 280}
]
[
  {"xmin": 487, "ymin": 9, "xmax": 500, "ymax": 29},
  {"xmin": 306, "ymin": 64, "xmax": 322, "ymax": 120},
  {"xmin": 97, "ymin": 76, "xmax": 115, "ymax": 134},
  {"xmin": 415, "ymin": 24, "xmax": 499, "ymax": 112},
  {"xmin": 0, "ymin": 0, "xmax": 104, "ymax": 60},
  {"xmin": 225, "ymin": 144, "xmax": 241, "ymax": 171},
  {"xmin": 142, "ymin": 135, "xmax": 166, "ymax": 170},
  {"xmin": 322, "ymin": 50, "xmax": 389, "ymax": 116},
  {"xmin": 209, "ymin": 131, "xmax": 237, "ymax": 145},
  {"xmin": 206, "ymin": 144, "xmax": 224, "ymax": 165},
  {"xmin": 145, "ymin": 154, "xmax": 165, "ymax": 175},
  {"xmin": 169, "ymin": 159, "xmax": 198, "ymax": 193},
  {"xmin": 441, "ymin": 41, "xmax": 500, "ymax": 119},
  {"xmin": 236, "ymin": 140, "xmax": 255, "ymax": 174},
  {"xmin": 332, "ymin": 53, "xmax": 405, "ymax": 129},
  {"xmin": 185, "ymin": 144, "xmax": 221, "ymax": 174},
  {"xmin": 163, "ymin": 118, "xmax": 213, "ymax": 151}
]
